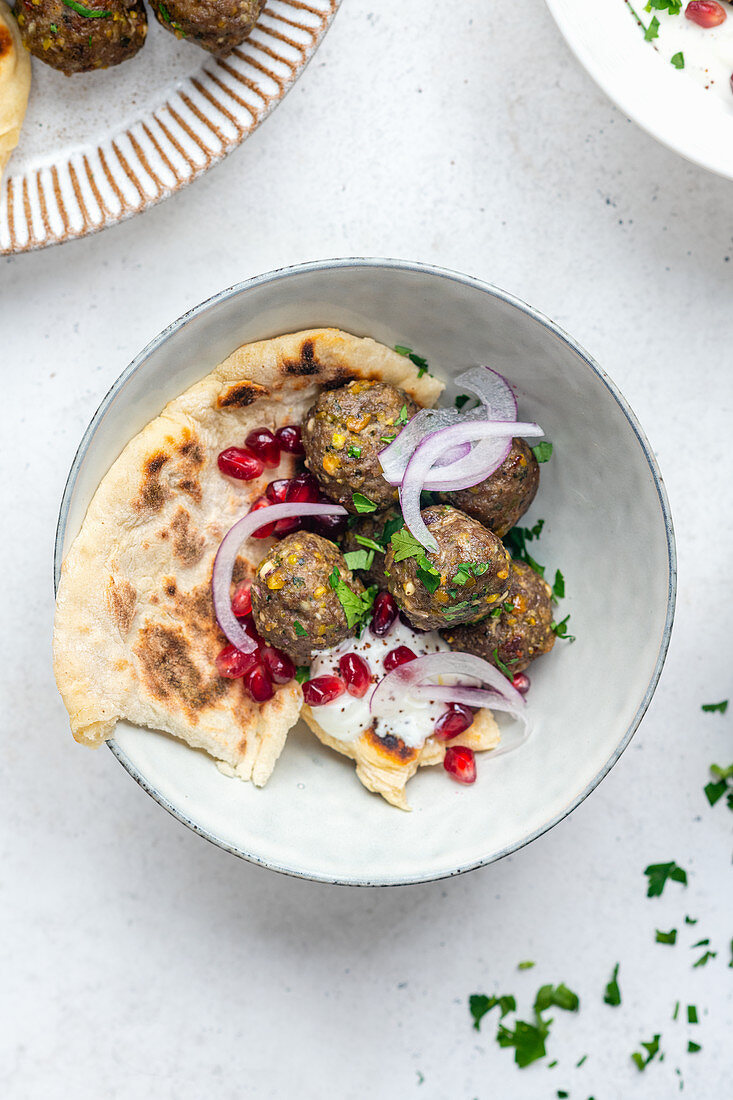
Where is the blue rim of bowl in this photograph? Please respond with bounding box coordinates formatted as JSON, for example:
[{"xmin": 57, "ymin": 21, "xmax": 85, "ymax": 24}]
[{"xmin": 53, "ymin": 257, "xmax": 678, "ymax": 887}]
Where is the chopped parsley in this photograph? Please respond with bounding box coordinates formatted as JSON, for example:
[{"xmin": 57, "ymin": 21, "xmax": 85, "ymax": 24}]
[
  {"xmin": 417, "ymin": 561, "xmax": 441, "ymax": 594},
  {"xmin": 687, "ymin": 1005, "xmax": 698, "ymax": 1025},
  {"xmin": 532, "ymin": 441, "xmax": 553, "ymax": 464},
  {"xmin": 504, "ymin": 520, "xmax": 546, "ymax": 577},
  {"xmin": 497, "ymin": 1016, "xmax": 550, "ymax": 1069},
  {"xmin": 454, "ymin": 394, "xmax": 471, "ymax": 410},
  {"xmin": 646, "ymin": 0, "xmax": 682, "ymax": 12},
  {"xmin": 389, "ymin": 527, "xmax": 440, "ymax": 593},
  {"xmin": 631, "ymin": 1034, "xmax": 661, "ymax": 1071},
  {"xmin": 656, "ymin": 929, "xmax": 677, "ymax": 945},
  {"xmin": 692, "ymin": 949, "xmax": 716, "ymax": 968},
  {"xmin": 352, "ymin": 492, "xmax": 378, "ymax": 514},
  {"xmin": 493, "ymin": 647, "xmax": 518, "ymax": 680},
  {"xmin": 354, "ymin": 534, "xmax": 384, "ymax": 553},
  {"xmin": 672, "ymin": 1001, "xmax": 680, "ymax": 1021},
  {"xmin": 518, "ymin": 960, "xmax": 535, "ymax": 970},
  {"xmin": 684, "ymin": 916, "xmax": 698, "ymax": 925},
  {"xmin": 552, "ymin": 569, "xmax": 565, "ymax": 600},
  {"xmin": 469, "ymin": 993, "xmax": 516, "ymax": 1030},
  {"xmin": 557, "ymin": 1092, "xmax": 569, "ymax": 1099},
  {"xmin": 62, "ymin": 0, "xmax": 111, "ymax": 15},
  {"xmin": 343, "ymin": 548, "xmax": 375, "ymax": 572},
  {"xmin": 576, "ymin": 1054, "xmax": 588, "ymax": 1068},
  {"xmin": 347, "ymin": 444, "xmax": 362, "ymax": 458},
  {"xmin": 452, "ymin": 561, "xmax": 491, "ymax": 586},
  {"xmin": 293, "ymin": 620, "xmax": 308, "ymax": 637},
  {"xmin": 645, "ymin": 15, "xmax": 660, "ymax": 40},
  {"xmin": 603, "ymin": 963, "xmax": 621, "ymax": 1006},
  {"xmin": 644, "ymin": 861, "xmax": 687, "ymax": 897},
  {"xmin": 691, "ymin": 938, "xmax": 710, "ymax": 947},
  {"xmin": 534, "ymin": 984, "xmax": 580, "ymax": 1014},
  {"xmin": 688, "ymin": 1041, "xmax": 701, "ymax": 1054},
  {"xmin": 704, "ymin": 762, "xmax": 733, "ymax": 807},
  {"xmin": 671, "ymin": 51, "xmax": 685, "ymax": 69},
  {"xmin": 295, "ymin": 665, "xmax": 310, "ymax": 684},
  {"xmin": 551, "ymin": 615, "xmax": 576, "ymax": 642},
  {"xmin": 394, "ymin": 344, "xmax": 430, "ymax": 377},
  {"xmin": 396, "ymin": 404, "xmax": 409, "ymax": 426},
  {"xmin": 380, "ymin": 514, "xmax": 404, "ymax": 545},
  {"xmin": 328, "ymin": 567, "xmax": 377, "ymax": 629},
  {"xmin": 730, "ymin": 939, "xmax": 733, "ymax": 968},
  {"xmin": 701, "ymin": 700, "xmax": 728, "ymax": 713}
]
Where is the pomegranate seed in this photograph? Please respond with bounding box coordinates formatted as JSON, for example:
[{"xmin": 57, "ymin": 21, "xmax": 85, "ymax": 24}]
[
  {"xmin": 244, "ymin": 664, "xmax": 274, "ymax": 703},
  {"xmin": 512, "ymin": 671, "xmax": 531, "ymax": 695},
  {"xmin": 302, "ymin": 675, "xmax": 346, "ymax": 706},
  {"xmin": 339, "ymin": 652, "xmax": 372, "ymax": 697},
  {"xmin": 275, "ymin": 424, "xmax": 305, "ymax": 455},
  {"xmin": 433, "ymin": 703, "xmax": 474, "ymax": 741},
  {"xmin": 383, "ymin": 646, "xmax": 417, "ymax": 672},
  {"xmin": 249, "ymin": 495, "xmax": 277, "ymax": 538},
  {"xmin": 240, "ymin": 615, "xmax": 266, "ymax": 649},
  {"xmin": 262, "ymin": 646, "xmax": 296, "ymax": 684},
  {"xmin": 265, "ymin": 478, "xmax": 290, "ymax": 503},
  {"xmin": 245, "ymin": 427, "xmax": 280, "ymax": 469},
  {"xmin": 308, "ymin": 497, "xmax": 349, "ymax": 539},
  {"xmin": 443, "ymin": 745, "xmax": 477, "ymax": 784},
  {"xmin": 273, "ymin": 515, "xmax": 302, "ymax": 536},
  {"xmin": 231, "ymin": 582, "xmax": 252, "ymax": 618},
  {"xmin": 685, "ymin": 1, "xmax": 726, "ymax": 27},
  {"xmin": 285, "ymin": 471, "xmax": 321, "ymax": 504},
  {"xmin": 217, "ymin": 447, "xmax": 264, "ymax": 481},
  {"xmin": 371, "ymin": 591, "xmax": 398, "ymax": 636},
  {"xmin": 215, "ymin": 644, "xmax": 260, "ymax": 679}
]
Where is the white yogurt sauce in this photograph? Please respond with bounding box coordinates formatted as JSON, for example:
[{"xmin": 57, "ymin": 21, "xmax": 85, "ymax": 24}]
[
  {"xmin": 643, "ymin": 6, "xmax": 733, "ymax": 105},
  {"xmin": 308, "ymin": 619, "xmax": 452, "ymax": 749}
]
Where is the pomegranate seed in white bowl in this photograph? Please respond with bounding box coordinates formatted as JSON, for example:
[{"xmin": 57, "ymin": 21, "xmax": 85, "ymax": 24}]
[
  {"xmin": 54, "ymin": 259, "xmax": 675, "ymax": 886},
  {"xmin": 545, "ymin": 0, "xmax": 733, "ymax": 180}
]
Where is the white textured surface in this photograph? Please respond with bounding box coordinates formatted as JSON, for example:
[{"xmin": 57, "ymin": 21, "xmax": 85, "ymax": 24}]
[{"xmin": 1, "ymin": 1, "xmax": 732, "ymax": 1096}]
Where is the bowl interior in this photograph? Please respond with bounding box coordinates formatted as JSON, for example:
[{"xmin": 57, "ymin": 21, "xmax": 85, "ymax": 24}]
[
  {"xmin": 545, "ymin": 0, "xmax": 733, "ymax": 180},
  {"xmin": 56, "ymin": 261, "xmax": 674, "ymax": 884}
]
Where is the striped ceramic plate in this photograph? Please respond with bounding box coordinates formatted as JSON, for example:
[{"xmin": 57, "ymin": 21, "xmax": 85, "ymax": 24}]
[{"xmin": 1, "ymin": 0, "xmax": 340, "ymax": 254}]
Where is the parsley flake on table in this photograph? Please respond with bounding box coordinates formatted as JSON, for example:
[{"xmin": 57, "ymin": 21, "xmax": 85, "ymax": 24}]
[
  {"xmin": 532, "ymin": 441, "xmax": 553, "ymax": 464},
  {"xmin": 518, "ymin": 960, "xmax": 535, "ymax": 970},
  {"xmin": 644, "ymin": 861, "xmax": 687, "ymax": 897},
  {"xmin": 394, "ymin": 345, "xmax": 430, "ymax": 377},
  {"xmin": 704, "ymin": 763, "xmax": 733, "ymax": 807},
  {"xmin": 644, "ymin": 15, "xmax": 660, "ymax": 40},
  {"xmin": 688, "ymin": 1040, "xmax": 701, "ymax": 1054},
  {"xmin": 552, "ymin": 569, "xmax": 565, "ymax": 600},
  {"xmin": 701, "ymin": 700, "xmax": 728, "ymax": 713},
  {"xmin": 328, "ymin": 567, "xmax": 377, "ymax": 629},
  {"xmin": 497, "ymin": 1016, "xmax": 550, "ymax": 1068},
  {"xmin": 557, "ymin": 1092, "xmax": 569, "ymax": 1099},
  {"xmin": 534, "ymin": 983, "xmax": 580, "ymax": 1014},
  {"xmin": 687, "ymin": 1005, "xmax": 698, "ymax": 1025},
  {"xmin": 670, "ymin": 51, "xmax": 685, "ymax": 69},
  {"xmin": 729, "ymin": 939, "xmax": 733, "ymax": 968},
  {"xmin": 469, "ymin": 993, "xmax": 516, "ymax": 1030},
  {"xmin": 656, "ymin": 929, "xmax": 677, "ymax": 945},
  {"xmin": 672, "ymin": 1001, "xmax": 680, "ymax": 1021},
  {"xmin": 576, "ymin": 1054, "xmax": 588, "ymax": 1067},
  {"xmin": 352, "ymin": 492, "xmax": 378, "ymax": 514},
  {"xmin": 692, "ymin": 950, "xmax": 716, "ymax": 968},
  {"xmin": 551, "ymin": 615, "xmax": 576, "ymax": 642},
  {"xmin": 684, "ymin": 916, "xmax": 698, "ymax": 925},
  {"xmin": 631, "ymin": 1033, "xmax": 661, "ymax": 1071},
  {"xmin": 603, "ymin": 963, "xmax": 621, "ymax": 1006},
  {"xmin": 294, "ymin": 621, "xmax": 308, "ymax": 637}
]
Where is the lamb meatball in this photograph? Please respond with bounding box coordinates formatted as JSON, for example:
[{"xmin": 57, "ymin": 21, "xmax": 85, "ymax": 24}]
[
  {"xmin": 149, "ymin": 0, "xmax": 264, "ymax": 55},
  {"xmin": 302, "ymin": 380, "xmax": 418, "ymax": 513},
  {"xmin": 383, "ymin": 505, "xmax": 512, "ymax": 632},
  {"xmin": 339, "ymin": 507, "xmax": 402, "ymax": 590},
  {"xmin": 250, "ymin": 531, "xmax": 364, "ymax": 665},
  {"xmin": 439, "ymin": 437, "xmax": 539, "ymax": 538},
  {"xmin": 441, "ymin": 560, "xmax": 555, "ymax": 673},
  {"xmin": 15, "ymin": 0, "xmax": 147, "ymax": 74}
]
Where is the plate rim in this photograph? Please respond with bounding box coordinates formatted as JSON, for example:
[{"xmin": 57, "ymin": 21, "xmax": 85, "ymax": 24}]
[
  {"xmin": 53, "ymin": 257, "xmax": 678, "ymax": 887},
  {"xmin": 1, "ymin": 0, "xmax": 342, "ymax": 255}
]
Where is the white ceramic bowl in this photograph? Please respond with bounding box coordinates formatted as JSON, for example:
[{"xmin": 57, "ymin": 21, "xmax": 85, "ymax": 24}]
[
  {"xmin": 545, "ymin": 0, "xmax": 733, "ymax": 179},
  {"xmin": 54, "ymin": 260, "xmax": 676, "ymax": 886}
]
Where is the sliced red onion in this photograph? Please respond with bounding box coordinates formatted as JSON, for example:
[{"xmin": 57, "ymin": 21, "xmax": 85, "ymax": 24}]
[
  {"xmin": 379, "ymin": 407, "xmax": 459, "ymax": 485},
  {"xmin": 455, "ymin": 366, "xmax": 517, "ymax": 423},
  {"xmin": 370, "ymin": 651, "xmax": 526, "ymax": 723},
  {"xmin": 400, "ymin": 420, "xmax": 543, "ymax": 550},
  {"xmin": 212, "ymin": 502, "xmax": 347, "ymax": 652}
]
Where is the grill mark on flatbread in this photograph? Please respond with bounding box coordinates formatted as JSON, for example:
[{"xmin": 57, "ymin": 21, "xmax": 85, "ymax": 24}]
[
  {"xmin": 365, "ymin": 728, "xmax": 419, "ymax": 765},
  {"xmin": 106, "ymin": 579, "xmax": 137, "ymax": 636},
  {"xmin": 217, "ymin": 380, "xmax": 270, "ymax": 408},
  {"xmin": 134, "ymin": 450, "xmax": 172, "ymax": 515},
  {"xmin": 134, "ymin": 622, "xmax": 229, "ymax": 718},
  {"xmin": 169, "ymin": 507, "xmax": 205, "ymax": 566}
]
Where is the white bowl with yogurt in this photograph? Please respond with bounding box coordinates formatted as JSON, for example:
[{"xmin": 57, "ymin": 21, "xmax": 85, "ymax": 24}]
[
  {"xmin": 54, "ymin": 259, "xmax": 676, "ymax": 885},
  {"xmin": 546, "ymin": 0, "xmax": 733, "ymax": 179}
]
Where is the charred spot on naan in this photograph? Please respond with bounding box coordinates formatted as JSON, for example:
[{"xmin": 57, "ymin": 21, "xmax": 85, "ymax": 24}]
[
  {"xmin": 217, "ymin": 380, "xmax": 270, "ymax": 408},
  {"xmin": 134, "ymin": 450, "xmax": 172, "ymax": 515},
  {"xmin": 168, "ymin": 507, "xmax": 205, "ymax": 567},
  {"xmin": 0, "ymin": 23, "xmax": 12, "ymax": 60},
  {"xmin": 106, "ymin": 578, "xmax": 137, "ymax": 636},
  {"xmin": 160, "ymin": 575, "xmax": 221, "ymax": 642},
  {"xmin": 364, "ymin": 728, "xmax": 419, "ymax": 765},
  {"xmin": 134, "ymin": 622, "xmax": 229, "ymax": 720}
]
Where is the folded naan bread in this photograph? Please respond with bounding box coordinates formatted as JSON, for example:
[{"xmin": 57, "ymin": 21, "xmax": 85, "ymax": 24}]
[
  {"xmin": 53, "ymin": 329, "xmax": 443, "ymax": 787},
  {"xmin": 0, "ymin": 2, "xmax": 30, "ymax": 180}
]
